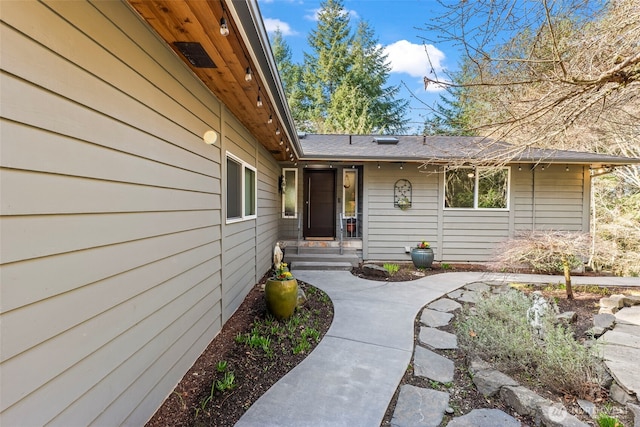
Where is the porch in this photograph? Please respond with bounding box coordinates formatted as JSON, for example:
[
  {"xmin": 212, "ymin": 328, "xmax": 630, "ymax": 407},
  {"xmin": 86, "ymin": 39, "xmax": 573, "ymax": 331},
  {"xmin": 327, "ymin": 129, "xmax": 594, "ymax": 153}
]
[{"xmin": 279, "ymin": 213, "xmax": 363, "ymax": 270}]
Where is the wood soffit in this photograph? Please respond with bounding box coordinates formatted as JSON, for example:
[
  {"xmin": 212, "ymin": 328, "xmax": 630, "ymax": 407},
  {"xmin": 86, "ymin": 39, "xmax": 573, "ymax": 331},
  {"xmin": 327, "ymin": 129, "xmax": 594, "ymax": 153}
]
[{"xmin": 126, "ymin": 0, "xmax": 294, "ymax": 162}]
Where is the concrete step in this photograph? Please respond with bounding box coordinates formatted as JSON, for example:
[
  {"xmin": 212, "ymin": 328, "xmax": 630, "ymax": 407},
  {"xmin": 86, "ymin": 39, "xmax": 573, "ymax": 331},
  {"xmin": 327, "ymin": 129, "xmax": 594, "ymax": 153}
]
[
  {"xmin": 290, "ymin": 261, "xmax": 354, "ymax": 271},
  {"xmin": 285, "ymin": 252, "xmax": 360, "ymax": 266}
]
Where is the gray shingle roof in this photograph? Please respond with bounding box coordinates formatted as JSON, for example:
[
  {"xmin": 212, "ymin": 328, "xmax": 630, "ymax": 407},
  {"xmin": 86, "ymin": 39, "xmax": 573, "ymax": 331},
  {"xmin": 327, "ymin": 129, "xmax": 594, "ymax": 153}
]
[{"xmin": 297, "ymin": 134, "xmax": 640, "ymax": 166}]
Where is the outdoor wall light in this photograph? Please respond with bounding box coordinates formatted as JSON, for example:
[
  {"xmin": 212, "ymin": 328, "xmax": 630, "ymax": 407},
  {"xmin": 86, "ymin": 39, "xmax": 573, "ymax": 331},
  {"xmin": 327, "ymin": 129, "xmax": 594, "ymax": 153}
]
[
  {"xmin": 286, "ymin": 146, "xmax": 290, "ymax": 152},
  {"xmin": 276, "ymin": 127, "xmax": 281, "ymax": 135},
  {"xmin": 566, "ymin": 165, "xmax": 570, "ymax": 171},
  {"xmin": 279, "ymin": 139, "xmax": 284, "ymax": 145},
  {"xmin": 220, "ymin": 17, "xmax": 229, "ymax": 36},
  {"xmin": 400, "ymin": 162, "xmax": 404, "ymax": 170},
  {"xmin": 245, "ymin": 67, "xmax": 252, "ymax": 81},
  {"xmin": 377, "ymin": 162, "xmax": 381, "ymax": 169},
  {"xmin": 518, "ymin": 165, "xmax": 522, "ymax": 171},
  {"xmin": 268, "ymin": 114, "xmax": 273, "ymax": 124},
  {"xmin": 256, "ymin": 88, "xmax": 263, "ymax": 107},
  {"xmin": 203, "ymin": 130, "xmax": 218, "ymax": 145}
]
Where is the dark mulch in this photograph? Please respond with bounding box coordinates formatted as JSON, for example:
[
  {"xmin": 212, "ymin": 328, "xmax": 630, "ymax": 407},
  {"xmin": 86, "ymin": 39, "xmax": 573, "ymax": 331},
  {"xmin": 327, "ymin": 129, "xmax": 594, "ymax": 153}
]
[
  {"xmin": 146, "ymin": 276, "xmax": 333, "ymax": 427},
  {"xmin": 146, "ymin": 263, "xmax": 634, "ymax": 427}
]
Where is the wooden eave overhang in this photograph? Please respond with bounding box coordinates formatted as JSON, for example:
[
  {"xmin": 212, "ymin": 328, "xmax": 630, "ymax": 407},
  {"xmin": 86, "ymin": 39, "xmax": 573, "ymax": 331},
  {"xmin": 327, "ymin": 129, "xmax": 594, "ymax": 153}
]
[{"xmin": 126, "ymin": 0, "xmax": 299, "ymax": 162}]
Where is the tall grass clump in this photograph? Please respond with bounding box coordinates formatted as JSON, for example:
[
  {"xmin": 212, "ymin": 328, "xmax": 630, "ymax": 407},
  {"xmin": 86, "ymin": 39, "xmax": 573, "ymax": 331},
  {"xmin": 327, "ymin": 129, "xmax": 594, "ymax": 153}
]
[{"xmin": 455, "ymin": 290, "xmax": 606, "ymax": 399}]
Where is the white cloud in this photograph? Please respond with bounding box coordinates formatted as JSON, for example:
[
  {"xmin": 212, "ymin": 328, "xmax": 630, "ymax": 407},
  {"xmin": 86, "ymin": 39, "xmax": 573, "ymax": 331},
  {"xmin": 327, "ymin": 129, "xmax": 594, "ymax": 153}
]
[
  {"xmin": 383, "ymin": 40, "xmax": 446, "ymax": 79},
  {"xmin": 263, "ymin": 18, "xmax": 297, "ymax": 35}
]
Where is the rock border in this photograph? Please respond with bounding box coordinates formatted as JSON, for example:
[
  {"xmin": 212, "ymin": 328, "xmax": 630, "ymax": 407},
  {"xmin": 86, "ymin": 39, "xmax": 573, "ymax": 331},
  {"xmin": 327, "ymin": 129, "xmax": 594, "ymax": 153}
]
[{"xmin": 390, "ymin": 281, "xmax": 640, "ymax": 427}]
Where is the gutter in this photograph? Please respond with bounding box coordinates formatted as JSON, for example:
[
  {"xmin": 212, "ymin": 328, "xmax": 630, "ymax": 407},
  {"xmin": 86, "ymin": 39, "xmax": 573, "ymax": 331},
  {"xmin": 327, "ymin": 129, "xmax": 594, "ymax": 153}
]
[{"xmin": 226, "ymin": 0, "xmax": 301, "ymax": 160}]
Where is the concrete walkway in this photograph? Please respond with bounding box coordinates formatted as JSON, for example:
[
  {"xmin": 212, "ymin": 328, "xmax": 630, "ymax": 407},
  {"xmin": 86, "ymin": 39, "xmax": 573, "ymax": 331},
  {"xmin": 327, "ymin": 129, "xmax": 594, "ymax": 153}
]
[{"xmin": 236, "ymin": 271, "xmax": 640, "ymax": 427}]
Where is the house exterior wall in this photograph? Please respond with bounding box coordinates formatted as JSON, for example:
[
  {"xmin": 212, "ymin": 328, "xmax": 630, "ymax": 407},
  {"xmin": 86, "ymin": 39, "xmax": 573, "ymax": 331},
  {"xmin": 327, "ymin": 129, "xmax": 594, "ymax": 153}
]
[
  {"xmin": 363, "ymin": 163, "xmax": 590, "ymax": 262},
  {"xmin": 0, "ymin": 1, "xmax": 278, "ymax": 425}
]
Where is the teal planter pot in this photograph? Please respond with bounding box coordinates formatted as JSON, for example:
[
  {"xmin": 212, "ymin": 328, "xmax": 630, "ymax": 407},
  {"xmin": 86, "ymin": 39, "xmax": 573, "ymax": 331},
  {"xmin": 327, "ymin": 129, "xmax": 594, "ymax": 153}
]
[{"xmin": 411, "ymin": 248, "xmax": 434, "ymax": 269}]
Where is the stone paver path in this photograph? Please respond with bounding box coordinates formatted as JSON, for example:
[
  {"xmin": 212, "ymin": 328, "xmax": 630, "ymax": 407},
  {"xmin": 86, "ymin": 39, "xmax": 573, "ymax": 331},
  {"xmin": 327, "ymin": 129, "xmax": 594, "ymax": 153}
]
[
  {"xmin": 598, "ymin": 303, "xmax": 640, "ymax": 404},
  {"xmin": 392, "ymin": 281, "xmax": 521, "ymax": 425}
]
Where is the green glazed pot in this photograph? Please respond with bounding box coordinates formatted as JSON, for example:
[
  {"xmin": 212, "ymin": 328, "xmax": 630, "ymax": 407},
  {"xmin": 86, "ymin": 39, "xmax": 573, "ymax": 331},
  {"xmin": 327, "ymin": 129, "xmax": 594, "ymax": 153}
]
[
  {"xmin": 265, "ymin": 278, "xmax": 298, "ymax": 320},
  {"xmin": 411, "ymin": 248, "xmax": 434, "ymax": 269}
]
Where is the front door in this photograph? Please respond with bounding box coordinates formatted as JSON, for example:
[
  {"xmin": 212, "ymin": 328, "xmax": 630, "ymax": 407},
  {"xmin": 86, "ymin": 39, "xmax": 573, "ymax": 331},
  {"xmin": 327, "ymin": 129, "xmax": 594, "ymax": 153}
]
[{"xmin": 304, "ymin": 169, "xmax": 336, "ymax": 238}]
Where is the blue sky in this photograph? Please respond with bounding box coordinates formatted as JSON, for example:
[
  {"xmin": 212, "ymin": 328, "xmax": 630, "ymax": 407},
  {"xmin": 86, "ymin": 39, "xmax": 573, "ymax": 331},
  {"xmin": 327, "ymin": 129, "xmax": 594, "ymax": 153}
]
[{"xmin": 256, "ymin": 0, "xmax": 460, "ymax": 134}]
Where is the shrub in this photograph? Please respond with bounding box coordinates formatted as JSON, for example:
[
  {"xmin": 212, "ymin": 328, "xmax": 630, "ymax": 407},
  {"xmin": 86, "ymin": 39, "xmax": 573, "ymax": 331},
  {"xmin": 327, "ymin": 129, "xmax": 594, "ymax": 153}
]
[{"xmin": 455, "ymin": 290, "xmax": 606, "ymax": 399}]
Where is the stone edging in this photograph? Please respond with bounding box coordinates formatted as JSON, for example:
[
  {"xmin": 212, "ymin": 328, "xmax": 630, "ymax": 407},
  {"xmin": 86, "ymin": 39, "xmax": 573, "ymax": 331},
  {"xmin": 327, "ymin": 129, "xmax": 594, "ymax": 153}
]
[{"xmin": 391, "ymin": 280, "xmax": 640, "ymax": 427}]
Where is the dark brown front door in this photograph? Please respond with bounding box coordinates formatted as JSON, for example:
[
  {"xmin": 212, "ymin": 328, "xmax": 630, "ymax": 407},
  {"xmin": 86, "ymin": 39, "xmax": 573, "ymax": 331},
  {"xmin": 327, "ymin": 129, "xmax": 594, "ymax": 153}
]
[{"xmin": 304, "ymin": 169, "xmax": 336, "ymax": 238}]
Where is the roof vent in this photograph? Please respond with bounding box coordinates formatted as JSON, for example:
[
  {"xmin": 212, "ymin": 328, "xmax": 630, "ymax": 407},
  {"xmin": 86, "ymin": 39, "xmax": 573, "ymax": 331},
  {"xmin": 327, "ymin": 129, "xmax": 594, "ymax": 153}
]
[
  {"xmin": 374, "ymin": 136, "xmax": 399, "ymax": 145},
  {"xmin": 173, "ymin": 42, "xmax": 216, "ymax": 68}
]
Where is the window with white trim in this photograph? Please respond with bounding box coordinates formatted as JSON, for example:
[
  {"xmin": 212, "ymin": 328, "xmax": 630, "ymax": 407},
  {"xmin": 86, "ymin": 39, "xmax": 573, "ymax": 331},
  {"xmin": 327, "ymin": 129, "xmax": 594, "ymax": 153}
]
[
  {"xmin": 342, "ymin": 169, "xmax": 357, "ymax": 218},
  {"xmin": 226, "ymin": 153, "xmax": 257, "ymax": 221},
  {"xmin": 281, "ymin": 168, "xmax": 298, "ymax": 218},
  {"xmin": 444, "ymin": 167, "xmax": 510, "ymax": 209}
]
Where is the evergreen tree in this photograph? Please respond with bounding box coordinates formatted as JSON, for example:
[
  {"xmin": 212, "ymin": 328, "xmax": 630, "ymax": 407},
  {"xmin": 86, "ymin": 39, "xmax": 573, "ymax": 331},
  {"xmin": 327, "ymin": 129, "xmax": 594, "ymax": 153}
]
[
  {"xmin": 270, "ymin": 29, "xmax": 307, "ymax": 129},
  {"xmin": 271, "ymin": 0, "xmax": 410, "ymax": 134},
  {"xmin": 302, "ymin": 0, "xmax": 353, "ymax": 132},
  {"xmin": 330, "ymin": 20, "xmax": 408, "ymax": 134}
]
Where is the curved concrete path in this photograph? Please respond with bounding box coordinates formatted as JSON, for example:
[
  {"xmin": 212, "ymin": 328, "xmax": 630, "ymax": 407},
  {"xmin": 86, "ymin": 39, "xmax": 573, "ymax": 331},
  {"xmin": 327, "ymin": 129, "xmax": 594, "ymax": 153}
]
[{"xmin": 236, "ymin": 271, "xmax": 640, "ymax": 427}]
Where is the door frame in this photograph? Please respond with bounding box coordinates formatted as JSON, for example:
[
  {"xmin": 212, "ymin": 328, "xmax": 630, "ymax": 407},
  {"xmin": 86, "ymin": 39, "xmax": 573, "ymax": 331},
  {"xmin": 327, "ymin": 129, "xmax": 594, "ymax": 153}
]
[{"xmin": 303, "ymin": 169, "xmax": 336, "ymax": 239}]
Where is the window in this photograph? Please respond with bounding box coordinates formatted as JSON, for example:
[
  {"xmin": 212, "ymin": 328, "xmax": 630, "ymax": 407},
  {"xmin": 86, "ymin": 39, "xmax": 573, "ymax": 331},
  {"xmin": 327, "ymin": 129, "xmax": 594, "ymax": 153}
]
[
  {"xmin": 226, "ymin": 153, "xmax": 257, "ymax": 221},
  {"xmin": 342, "ymin": 169, "xmax": 357, "ymax": 218},
  {"xmin": 445, "ymin": 167, "xmax": 509, "ymax": 209},
  {"xmin": 281, "ymin": 168, "xmax": 298, "ymax": 218}
]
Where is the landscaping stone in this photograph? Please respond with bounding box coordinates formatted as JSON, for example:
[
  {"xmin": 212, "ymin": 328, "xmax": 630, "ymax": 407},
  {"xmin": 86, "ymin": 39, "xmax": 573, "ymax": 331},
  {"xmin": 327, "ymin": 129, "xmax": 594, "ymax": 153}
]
[
  {"xmin": 420, "ymin": 309, "xmax": 454, "ymax": 328},
  {"xmin": 626, "ymin": 402, "xmax": 640, "ymax": 427},
  {"xmin": 446, "ymin": 408, "xmax": 520, "ymax": 427},
  {"xmin": 427, "ymin": 298, "xmax": 462, "ymax": 313},
  {"xmin": 499, "ymin": 385, "xmax": 548, "ymax": 417},
  {"xmin": 418, "ymin": 327, "xmax": 457, "ymax": 350},
  {"xmin": 556, "ymin": 311, "xmax": 577, "ymax": 323},
  {"xmin": 362, "ymin": 263, "xmax": 389, "ymax": 278},
  {"xmin": 536, "ymin": 402, "xmax": 590, "ymax": 427},
  {"xmin": 599, "ymin": 329, "xmax": 640, "ymax": 348},
  {"xmin": 390, "ymin": 385, "xmax": 449, "ymax": 427},
  {"xmin": 468, "ymin": 358, "xmax": 493, "ymax": 375},
  {"xmin": 623, "ymin": 295, "xmax": 640, "ymax": 307},
  {"xmin": 613, "ymin": 323, "xmax": 640, "ymax": 336},
  {"xmin": 463, "ymin": 282, "xmax": 491, "ymax": 293},
  {"xmin": 609, "ymin": 382, "xmax": 635, "ymax": 405},
  {"xmin": 413, "ymin": 345, "xmax": 454, "ymax": 383},
  {"xmin": 471, "ymin": 369, "xmax": 519, "ymax": 397},
  {"xmin": 600, "ymin": 296, "xmax": 623, "ymax": 314},
  {"xmin": 576, "ymin": 399, "xmax": 596, "ymax": 418},
  {"xmin": 616, "ymin": 306, "xmax": 640, "ymax": 326},
  {"xmin": 593, "ymin": 313, "xmax": 616, "ymax": 330},
  {"xmin": 586, "ymin": 326, "xmax": 606, "ymax": 338}
]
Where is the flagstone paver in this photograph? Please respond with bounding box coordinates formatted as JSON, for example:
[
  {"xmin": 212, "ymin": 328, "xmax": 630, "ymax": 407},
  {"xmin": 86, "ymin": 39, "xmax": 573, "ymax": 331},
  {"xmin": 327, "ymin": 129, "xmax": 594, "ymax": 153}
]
[
  {"xmin": 418, "ymin": 327, "xmax": 457, "ymax": 350},
  {"xmin": 390, "ymin": 385, "xmax": 449, "ymax": 427},
  {"xmin": 413, "ymin": 345, "xmax": 454, "ymax": 384},
  {"xmin": 420, "ymin": 308, "xmax": 454, "ymax": 327},
  {"xmin": 427, "ymin": 298, "xmax": 462, "ymax": 313}
]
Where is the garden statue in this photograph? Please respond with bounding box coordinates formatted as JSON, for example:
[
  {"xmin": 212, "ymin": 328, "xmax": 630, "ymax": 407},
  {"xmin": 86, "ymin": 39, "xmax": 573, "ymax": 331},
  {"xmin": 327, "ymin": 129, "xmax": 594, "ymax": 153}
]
[
  {"xmin": 527, "ymin": 291, "xmax": 549, "ymax": 336},
  {"xmin": 273, "ymin": 242, "xmax": 283, "ymax": 270}
]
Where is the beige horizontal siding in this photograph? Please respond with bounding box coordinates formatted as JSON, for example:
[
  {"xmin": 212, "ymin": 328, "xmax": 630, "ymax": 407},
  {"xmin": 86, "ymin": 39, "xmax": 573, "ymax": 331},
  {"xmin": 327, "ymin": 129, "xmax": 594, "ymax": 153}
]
[
  {"xmin": 363, "ymin": 164, "xmax": 590, "ymax": 263},
  {"xmin": 364, "ymin": 163, "xmax": 439, "ymax": 260},
  {"xmin": 0, "ymin": 1, "xmax": 266, "ymax": 425}
]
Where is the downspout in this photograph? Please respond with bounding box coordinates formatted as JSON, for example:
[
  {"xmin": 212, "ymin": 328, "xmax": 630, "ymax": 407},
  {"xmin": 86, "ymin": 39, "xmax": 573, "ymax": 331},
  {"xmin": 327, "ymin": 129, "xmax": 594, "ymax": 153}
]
[{"xmin": 532, "ymin": 166, "xmax": 537, "ymax": 230}]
